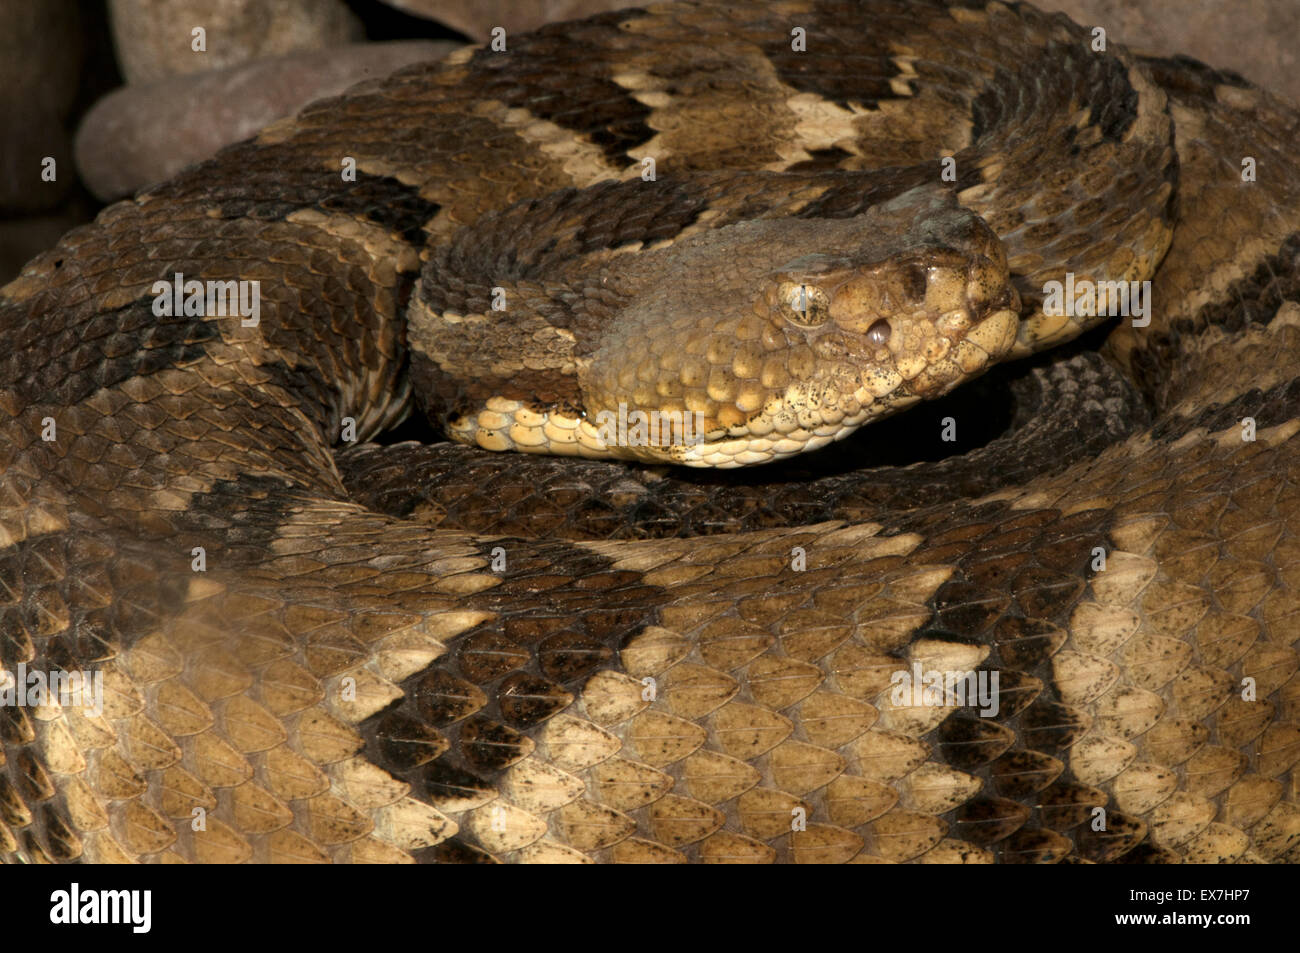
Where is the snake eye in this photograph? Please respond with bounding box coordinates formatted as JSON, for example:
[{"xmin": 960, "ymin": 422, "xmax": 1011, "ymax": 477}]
[
  {"xmin": 866, "ymin": 319, "xmax": 891, "ymax": 346},
  {"xmin": 778, "ymin": 281, "xmax": 831, "ymax": 327}
]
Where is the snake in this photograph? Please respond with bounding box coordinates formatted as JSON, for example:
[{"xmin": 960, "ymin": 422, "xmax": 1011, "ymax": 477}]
[{"xmin": 3, "ymin": 0, "xmax": 1300, "ymax": 864}]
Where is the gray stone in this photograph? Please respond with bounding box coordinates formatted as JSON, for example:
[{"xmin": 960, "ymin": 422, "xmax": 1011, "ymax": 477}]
[
  {"xmin": 377, "ymin": 0, "xmax": 647, "ymax": 41},
  {"xmin": 74, "ymin": 40, "xmax": 458, "ymax": 201},
  {"xmin": 107, "ymin": 0, "xmax": 364, "ymax": 85}
]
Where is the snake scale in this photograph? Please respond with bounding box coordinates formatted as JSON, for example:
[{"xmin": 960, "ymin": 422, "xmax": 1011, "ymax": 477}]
[{"xmin": 3, "ymin": 0, "xmax": 1300, "ymax": 864}]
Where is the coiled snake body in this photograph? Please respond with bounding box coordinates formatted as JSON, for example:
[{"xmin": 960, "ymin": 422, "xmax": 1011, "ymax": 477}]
[{"xmin": 3, "ymin": 0, "xmax": 1300, "ymax": 863}]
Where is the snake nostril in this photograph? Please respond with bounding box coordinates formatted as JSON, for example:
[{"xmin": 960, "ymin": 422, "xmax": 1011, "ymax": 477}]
[
  {"xmin": 866, "ymin": 319, "xmax": 891, "ymax": 346},
  {"xmin": 903, "ymin": 262, "xmax": 928, "ymax": 301}
]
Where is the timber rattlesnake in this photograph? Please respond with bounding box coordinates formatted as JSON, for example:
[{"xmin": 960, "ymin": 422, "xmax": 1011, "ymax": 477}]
[{"xmin": 2, "ymin": 0, "xmax": 1300, "ymax": 863}]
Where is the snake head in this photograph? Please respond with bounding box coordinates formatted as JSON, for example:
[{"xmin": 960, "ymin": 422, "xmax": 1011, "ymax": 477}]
[{"xmin": 578, "ymin": 189, "xmax": 1022, "ymax": 467}]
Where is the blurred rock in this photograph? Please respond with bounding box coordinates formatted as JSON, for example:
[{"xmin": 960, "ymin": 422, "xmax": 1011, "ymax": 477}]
[
  {"xmin": 107, "ymin": 0, "xmax": 364, "ymax": 84},
  {"xmin": 75, "ymin": 40, "xmax": 457, "ymax": 201},
  {"xmin": 377, "ymin": 0, "xmax": 648, "ymax": 40},
  {"xmin": 1041, "ymin": 0, "xmax": 1300, "ymax": 104},
  {"xmin": 0, "ymin": 0, "xmax": 84, "ymax": 212}
]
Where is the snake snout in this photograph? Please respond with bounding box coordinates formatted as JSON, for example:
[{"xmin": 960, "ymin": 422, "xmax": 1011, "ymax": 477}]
[
  {"xmin": 827, "ymin": 248, "xmax": 1012, "ymax": 332},
  {"xmin": 779, "ymin": 246, "xmax": 1014, "ymax": 411}
]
